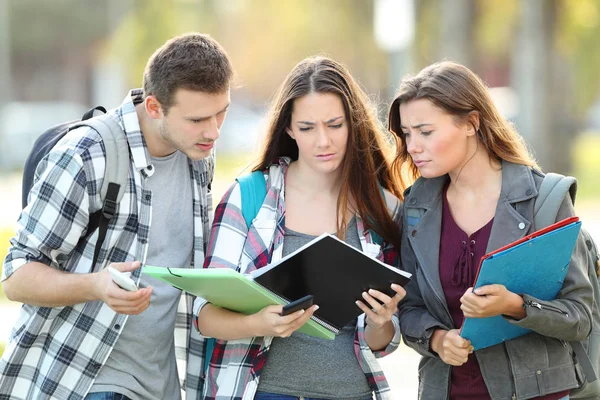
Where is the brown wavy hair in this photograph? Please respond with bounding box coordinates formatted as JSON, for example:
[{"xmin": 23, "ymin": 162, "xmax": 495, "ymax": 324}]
[
  {"xmin": 253, "ymin": 56, "xmax": 402, "ymax": 249},
  {"xmin": 388, "ymin": 61, "xmax": 536, "ymax": 188},
  {"xmin": 143, "ymin": 33, "xmax": 233, "ymax": 113}
]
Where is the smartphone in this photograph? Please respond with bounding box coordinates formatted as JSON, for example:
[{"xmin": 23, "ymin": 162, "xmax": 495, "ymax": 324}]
[
  {"xmin": 107, "ymin": 266, "xmax": 138, "ymax": 292},
  {"xmin": 281, "ymin": 294, "xmax": 314, "ymax": 316}
]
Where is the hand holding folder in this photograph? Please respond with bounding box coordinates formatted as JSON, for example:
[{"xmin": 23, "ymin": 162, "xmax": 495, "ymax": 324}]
[
  {"xmin": 143, "ymin": 232, "xmax": 411, "ymax": 340},
  {"xmin": 460, "ymin": 217, "xmax": 582, "ymax": 350}
]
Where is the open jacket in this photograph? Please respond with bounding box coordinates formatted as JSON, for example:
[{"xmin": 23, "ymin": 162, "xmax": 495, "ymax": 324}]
[
  {"xmin": 398, "ymin": 161, "xmax": 593, "ymax": 400},
  {"xmin": 191, "ymin": 157, "xmax": 402, "ymax": 400}
]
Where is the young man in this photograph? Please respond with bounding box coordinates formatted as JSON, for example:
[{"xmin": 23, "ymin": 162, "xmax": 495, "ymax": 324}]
[{"xmin": 0, "ymin": 33, "xmax": 233, "ymax": 400}]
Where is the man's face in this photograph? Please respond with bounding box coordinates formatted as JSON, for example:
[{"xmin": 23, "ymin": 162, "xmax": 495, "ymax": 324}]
[{"xmin": 157, "ymin": 88, "xmax": 230, "ymax": 160}]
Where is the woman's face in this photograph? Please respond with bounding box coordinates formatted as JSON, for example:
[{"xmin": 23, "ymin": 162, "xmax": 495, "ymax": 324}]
[
  {"xmin": 399, "ymin": 98, "xmax": 475, "ymax": 178},
  {"xmin": 287, "ymin": 92, "xmax": 349, "ymax": 175}
]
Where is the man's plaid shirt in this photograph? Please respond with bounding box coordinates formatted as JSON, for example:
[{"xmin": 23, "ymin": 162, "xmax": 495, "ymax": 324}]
[
  {"xmin": 191, "ymin": 157, "xmax": 402, "ymax": 400},
  {"xmin": 0, "ymin": 89, "xmax": 213, "ymax": 399}
]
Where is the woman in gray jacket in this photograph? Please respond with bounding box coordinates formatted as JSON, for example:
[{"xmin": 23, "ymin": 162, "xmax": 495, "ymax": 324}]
[{"xmin": 388, "ymin": 61, "xmax": 593, "ymax": 400}]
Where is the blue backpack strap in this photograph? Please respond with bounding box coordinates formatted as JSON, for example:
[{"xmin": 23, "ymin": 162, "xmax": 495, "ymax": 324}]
[
  {"xmin": 367, "ymin": 185, "xmax": 386, "ymax": 246},
  {"xmin": 236, "ymin": 170, "xmax": 268, "ymax": 229},
  {"xmin": 203, "ymin": 337, "xmax": 215, "ymax": 380}
]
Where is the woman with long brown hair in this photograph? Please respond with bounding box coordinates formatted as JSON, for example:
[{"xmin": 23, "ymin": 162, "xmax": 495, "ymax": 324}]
[
  {"xmin": 194, "ymin": 56, "xmax": 406, "ymax": 400},
  {"xmin": 390, "ymin": 61, "xmax": 592, "ymax": 399}
]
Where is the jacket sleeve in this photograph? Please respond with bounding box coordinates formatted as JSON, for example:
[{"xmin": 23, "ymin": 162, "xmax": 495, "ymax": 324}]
[
  {"xmin": 507, "ymin": 195, "xmax": 593, "ymax": 341},
  {"xmin": 397, "ymin": 214, "xmax": 450, "ymax": 358}
]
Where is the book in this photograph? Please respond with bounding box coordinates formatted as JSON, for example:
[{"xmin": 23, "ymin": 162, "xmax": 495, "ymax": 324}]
[
  {"xmin": 249, "ymin": 233, "xmax": 412, "ymax": 333},
  {"xmin": 142, "ymin": 266, "xmax": 337, "ymax": 340},
  {"xmin": 143, "ymin": 232, "xmax": 411, "ymax": 340},
  {"xmin": 460, "ymin": 216, "xmax": 582, "ymax": 350}
]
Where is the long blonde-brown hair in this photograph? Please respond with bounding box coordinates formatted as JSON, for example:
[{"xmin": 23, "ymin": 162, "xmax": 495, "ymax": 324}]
[
  {"xmin": 388, "ymin": 61, "xmax": 536, "ymax": 187},
  {"xmin": 253, "ymin": 56, "xmax": 402, "ymax": 249}
]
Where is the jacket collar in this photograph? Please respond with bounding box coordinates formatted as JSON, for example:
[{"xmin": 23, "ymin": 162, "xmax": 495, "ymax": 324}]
[{"xmin": 404, "ymin": 160, "xmax": 538, "ymax": 314}]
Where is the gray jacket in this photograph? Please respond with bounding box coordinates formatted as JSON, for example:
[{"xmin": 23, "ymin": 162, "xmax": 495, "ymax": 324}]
[{"xmin": 398, "ymin": 161, "xmax": 593, "ymax": 400}]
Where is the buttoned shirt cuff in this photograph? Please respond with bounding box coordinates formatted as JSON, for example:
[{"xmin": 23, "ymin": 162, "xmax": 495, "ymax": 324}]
[{"xmin": 373, "ymin": 314, "xmax": 401, "ymax": 358}]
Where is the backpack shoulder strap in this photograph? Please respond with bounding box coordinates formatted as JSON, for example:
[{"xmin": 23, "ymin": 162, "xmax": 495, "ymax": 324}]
[
  {"xmin": 78, "ymin": 114, "xmax": 130, "ymax": 205},
  {"xmin": 236, "ymin": 170, "xmax": 268, "ymax": 229},
  {"xmin": 367, "ymin": 186, "xmax": 387, "ymax": 246},
  {"xmin": 74, "ymin": 114, "xmax": 129, "ymax": 267},
  {"xmin": 534, "ymin": 172, "xmax": 577, "ymax": 229}
]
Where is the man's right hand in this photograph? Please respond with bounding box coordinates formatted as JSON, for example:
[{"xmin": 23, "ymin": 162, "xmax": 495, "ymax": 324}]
[
  {"xmin": 95, "ymin": 261, "xmax": 153, "ymax": 315},
  {"xmin": 249, "ymin": 304, "xmax": 319, "ymax": 338},
  {"xmin": 430, "ymin": 328, "xmax": 473, "ymax": 366}
]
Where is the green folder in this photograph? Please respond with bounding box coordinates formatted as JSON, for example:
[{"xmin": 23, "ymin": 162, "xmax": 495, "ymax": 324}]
[{"xmin": 143, "ymin": 265, "xmax": 335, "ymax": 340}]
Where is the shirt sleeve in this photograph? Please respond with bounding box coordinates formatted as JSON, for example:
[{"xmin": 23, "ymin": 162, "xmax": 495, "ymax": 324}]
[
  {"xmin": 193, "ymin": 180, "xmax": 249, "ymax": 332},
  {"xmin": 2, "ymin": 130, "xmax": 101, "ymax": 280}
]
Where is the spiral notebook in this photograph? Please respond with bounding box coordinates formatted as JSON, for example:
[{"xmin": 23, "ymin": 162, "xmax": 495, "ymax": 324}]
[{"xmin": 144, "ymin": 233, "xmax": 411, "ymax": 339}]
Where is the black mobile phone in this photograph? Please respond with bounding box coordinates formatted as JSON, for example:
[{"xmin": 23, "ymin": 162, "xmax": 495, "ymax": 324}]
[{"xmin": 281, "ymin": 294, "xmax": 314, "ymax": 316}]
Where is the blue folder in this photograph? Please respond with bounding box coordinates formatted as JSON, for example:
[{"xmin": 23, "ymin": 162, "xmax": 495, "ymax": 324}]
[{"xmin": 460, "ymin": 217, "xmax": 582, "ymax": 350}]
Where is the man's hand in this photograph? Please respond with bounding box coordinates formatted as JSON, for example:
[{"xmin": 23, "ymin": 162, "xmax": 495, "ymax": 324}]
[
  {"xmin": 460, "ymin": 285, "xmax": 525, "ymax": 319},
  {"xmin": 431, "ymin": 329, "xmax": 473, "ymax": 366},
  {"xmin": 95, "ymin": 261, "xmax": 153, "ymax": 315},
  {"xmin": 249, "ymin": 304, "xmax": 319, "ymax": 338}
]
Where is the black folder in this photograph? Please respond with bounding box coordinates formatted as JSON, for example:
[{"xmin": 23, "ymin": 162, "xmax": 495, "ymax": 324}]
[{"xmin": 249, "ymin": 233, "xmax": 411, "ymax": 333}]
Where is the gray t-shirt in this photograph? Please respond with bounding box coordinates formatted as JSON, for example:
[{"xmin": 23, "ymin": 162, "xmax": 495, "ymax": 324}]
[
  {"xmin": 90, "ymin": 151, "xmax": 193, "ymax": 400},
  {"xmin": 257, "ymin": 218, "xmax": 373, "ymax": 400}
]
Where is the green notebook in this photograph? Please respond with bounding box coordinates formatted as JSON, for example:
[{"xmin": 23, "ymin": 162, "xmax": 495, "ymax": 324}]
[{"xmin": 143, "ymin": 266, "xmax": 335, "ymax": 340}]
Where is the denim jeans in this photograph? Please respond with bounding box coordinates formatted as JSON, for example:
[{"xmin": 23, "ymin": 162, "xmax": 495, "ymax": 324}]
[
  {"xmin": 84, "ymin": 392, "xmax": 131, "ymax": 400},
  {"xmin": 254, "ymin": 391, "xmax": 372, "ymax": 400}
]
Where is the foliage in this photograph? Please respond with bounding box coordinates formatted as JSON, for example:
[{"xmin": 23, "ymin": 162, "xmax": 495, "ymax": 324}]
[
  {"xmin": 0, "ymin": 227, "xmax": 14, "ymax": 302},
  {"xmin": 106, "ymin": 0, "xmax": 390, "ymax": 102},
  {"xmin": 572, "ymin": 133, "xmax": 600, "ymax": 200},
  {"xmin": 557, "ymin": 0, "xmax": 600, "ymax": 116}
]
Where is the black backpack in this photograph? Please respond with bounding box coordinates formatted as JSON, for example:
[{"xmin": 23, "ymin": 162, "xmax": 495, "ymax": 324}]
[{"xmin": 22, "ymin": 106, "xmax": 130, "ymax": 267}]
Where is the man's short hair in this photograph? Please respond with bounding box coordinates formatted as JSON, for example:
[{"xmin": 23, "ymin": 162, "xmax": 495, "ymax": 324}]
[{"xmin": 143, "ymin": 33, "xmax": 233, "ymax": 112}]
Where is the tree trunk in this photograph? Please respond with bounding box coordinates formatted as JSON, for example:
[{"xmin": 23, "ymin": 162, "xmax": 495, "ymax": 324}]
[
  {"xmin": 512, "ymin": 0, "xmax": 573, "ymax": 174},
  {"xmin": 439, "ymin": 0, "xmax": 474, "ymax": 66}
]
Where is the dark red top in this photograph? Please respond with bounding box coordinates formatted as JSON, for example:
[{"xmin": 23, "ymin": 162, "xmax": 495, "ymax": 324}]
[{"xmin": 439, "ymin": 186, "xmax": 569, "ymax": 400}]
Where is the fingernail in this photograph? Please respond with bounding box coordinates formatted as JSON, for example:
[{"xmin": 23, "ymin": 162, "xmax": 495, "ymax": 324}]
[
  {"xmin": 313, "ymin": 305, "xmax": 319, "ymax": 311},
  {"xmin": 368, "ymin": 289, "xmax": 375, "ymax": 294},
  {"xmin": 391, "ymin": 283, "xmax": 399, "ymax": 289},
  {"xmin": 355, "ymin": 301, "xmax": 361, "ymax": 307},
  {"xmin": 297, "ymin": 309, "xmax": 305, "ymax": 315},
  {"xmin": 362, "ymin": 292, "xmax": 368, "ymax": 298}
]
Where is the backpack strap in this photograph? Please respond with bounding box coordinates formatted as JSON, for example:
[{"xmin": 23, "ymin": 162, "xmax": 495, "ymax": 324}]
[
  {"xmin": 534, "ymin": 173, "xmax": 597, "ymax": 382},
  {"xmin": 203, "ymin": 337, "xmax": 215, "ymax": 383},
  {"xmin": 72, "ymin": 114, "xmax": 129, "ymax": 267},
  {"xmin": 236, "ymin": 170, "xmax": 268, "ymax": 229},
  {"xmin": 368, "ymin": 185, "xmax": 387, "ymax": 246},
  {"xmin": 533, "ymin": 172, "xmax": 577, "ymax": 229}
]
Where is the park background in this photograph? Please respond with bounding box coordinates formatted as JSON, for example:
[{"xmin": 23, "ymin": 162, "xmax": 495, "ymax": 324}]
[{"xmin": 0, "ymin": 0, "xmax": 599, "ymax": 397}]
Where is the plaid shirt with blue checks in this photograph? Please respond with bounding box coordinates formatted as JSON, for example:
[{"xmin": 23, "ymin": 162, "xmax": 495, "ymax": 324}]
[{"xmin": 0, "ymin": 89, "xmax": 213, "ymax": 399}]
